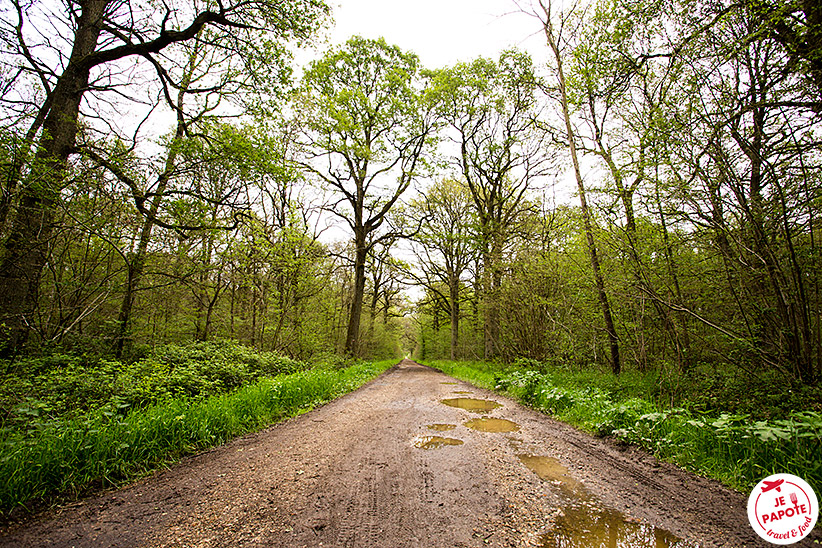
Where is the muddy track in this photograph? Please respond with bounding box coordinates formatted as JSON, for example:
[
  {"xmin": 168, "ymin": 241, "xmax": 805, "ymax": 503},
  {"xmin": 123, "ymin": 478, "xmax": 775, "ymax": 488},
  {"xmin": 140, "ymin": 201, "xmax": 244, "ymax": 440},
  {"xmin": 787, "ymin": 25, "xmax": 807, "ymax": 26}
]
[{"xmin": 1, "ymin": 360, "xmax": 816, "ymax": 547}]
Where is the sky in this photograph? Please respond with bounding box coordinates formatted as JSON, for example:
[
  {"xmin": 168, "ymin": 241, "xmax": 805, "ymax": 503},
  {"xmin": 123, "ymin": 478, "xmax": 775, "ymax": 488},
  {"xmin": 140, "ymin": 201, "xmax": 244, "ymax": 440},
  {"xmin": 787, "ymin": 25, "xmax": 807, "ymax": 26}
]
[{"xmin": 320, "ymin": 0, "xmax": 549, "ymax": 69}]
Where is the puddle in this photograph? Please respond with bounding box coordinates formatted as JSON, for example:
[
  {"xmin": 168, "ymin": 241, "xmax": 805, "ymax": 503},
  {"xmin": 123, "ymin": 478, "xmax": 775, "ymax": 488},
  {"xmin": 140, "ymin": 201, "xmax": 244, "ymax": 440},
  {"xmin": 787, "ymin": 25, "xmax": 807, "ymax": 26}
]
[
  {"xmin": 413, "ymin": 435, "xmax": 464, "ymax": 449},
  {"xmin": 426, "ymin": 423, "xmax": 457, "ymax": 431},
  {"xmin": 541, "ymin": 501, "xmax": 687, "ymax": 547},
  {"xmin": 441, "ymin": 398, "xmax": 501, "ymax": 413},
  {"xmin": 452, "ymin": 391, "xmax": 473, "ymax": 394},
  {"xmin": 440, "ymin": 382, "xmax": 458, "ymax": 385},
  {"xmin": 518, "ymin": 455, "xmax": 586, "ymax": 496},
  {"xmin": 465, "ymin": 417, "xmax": 520, "ymax": 432},
  {"xmin": 518, "ymin": 455, "xmax": 691, "ymax": 548}
]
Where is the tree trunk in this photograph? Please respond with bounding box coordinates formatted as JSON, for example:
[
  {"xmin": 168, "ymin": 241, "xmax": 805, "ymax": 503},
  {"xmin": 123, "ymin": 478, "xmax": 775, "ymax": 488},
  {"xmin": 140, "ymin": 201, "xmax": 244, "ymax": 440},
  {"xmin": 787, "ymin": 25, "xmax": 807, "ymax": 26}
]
[
  {"xmin": 200, "ymin": 273, "xmax": 222, "ymax": 343},
  {"xmin": 345, "ymin": 232, "xmax": 367, "ymax": 356},
  {"xmin": 115, "ymin": 198, "xmax": 163, "ymax": 357},
  {"xmin": 542, "ymin": 5, "xmax": 621, "ymax": 374},
  {"xmin": 737, "ymin": 100, "xmax": 811, "ymax": 381},
  {"xmin": 655, "ymin": 174, "xmax": 692, "ymax": 371},
  {"xmin": 114, "ymin": 43, "xmax": 199, "ymax": 357},
  {"xmin": 599, "ymin": 139, "xmax": 687, "ymax": 371},
  {"xmin": 481, "ymin": 250, "xmax": 495, "ymax": 360},
  {"xmin": 480, "ymin": 231, "xmax": 503, "ymax": 360},
  {"xmin": 0, "ymin": 0, "xmax": 109, "ymax": 358},
  {"xmin": 250, "ymin": 291, "xmax": 258, "ymax": 349},
  {"xmin": 449, "ymin": 275, "xmax": 460, "ymax": 360}
]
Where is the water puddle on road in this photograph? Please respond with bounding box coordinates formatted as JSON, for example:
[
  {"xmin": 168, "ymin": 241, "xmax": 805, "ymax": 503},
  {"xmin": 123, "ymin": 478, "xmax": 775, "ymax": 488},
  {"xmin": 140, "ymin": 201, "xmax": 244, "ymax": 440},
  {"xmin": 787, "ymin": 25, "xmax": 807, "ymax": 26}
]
[
  {"xmin": 440, "ymin": 382, "xmax": 458, "ymax": 385},
  {"xmin": 413, "ymin": 435, "xmax": 464, "ymax": 449},
  {"xmin": 452, "ymin": 391, "xmax": 473, "ymax": 394},
  {"xmin": 441, "ymin": 398, "xmax": 501, "ymax": 413},
  {"xmin": 542, "ymin": 501, "xmax": 687, "ymax": 548},
  {"xmin": 465, "ymin": 417, "xmax": 520, "ymax": 432},
  {"xmin": 517, "ymin": 455, "xmax": 691, "ymax": 548},
  {"xmin": 518, "ymin": 455, "xmax": 586, "ymax": 496},
  {"xmin": 426, "ymin": 423, "xmax": 457, "ymax": 431}
]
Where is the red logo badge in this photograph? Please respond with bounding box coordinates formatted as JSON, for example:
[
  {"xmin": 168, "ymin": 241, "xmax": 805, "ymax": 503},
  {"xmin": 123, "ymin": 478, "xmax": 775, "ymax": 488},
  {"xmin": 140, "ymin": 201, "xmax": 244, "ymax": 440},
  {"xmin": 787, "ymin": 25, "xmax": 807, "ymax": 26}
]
[{"xmin": 748, "ymin": 473, "xmax": 818, "ymax": 544}]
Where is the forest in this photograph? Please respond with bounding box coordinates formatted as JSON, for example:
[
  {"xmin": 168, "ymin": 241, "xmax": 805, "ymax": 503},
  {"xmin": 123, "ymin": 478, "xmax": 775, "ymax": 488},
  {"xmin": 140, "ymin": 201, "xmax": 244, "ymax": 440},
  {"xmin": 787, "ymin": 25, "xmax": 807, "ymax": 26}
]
[{"xmin": 0, "ymin": 0, "xmax": 821, "ymax": 517}]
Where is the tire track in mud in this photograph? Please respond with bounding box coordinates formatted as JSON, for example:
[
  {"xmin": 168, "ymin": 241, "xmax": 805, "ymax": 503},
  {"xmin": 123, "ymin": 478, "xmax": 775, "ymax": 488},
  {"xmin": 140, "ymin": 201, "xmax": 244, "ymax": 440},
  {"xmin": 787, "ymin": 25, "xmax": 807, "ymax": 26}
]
[{"xmin": 1, "ymin": 360, "xmax": 807, "ymax": 548}]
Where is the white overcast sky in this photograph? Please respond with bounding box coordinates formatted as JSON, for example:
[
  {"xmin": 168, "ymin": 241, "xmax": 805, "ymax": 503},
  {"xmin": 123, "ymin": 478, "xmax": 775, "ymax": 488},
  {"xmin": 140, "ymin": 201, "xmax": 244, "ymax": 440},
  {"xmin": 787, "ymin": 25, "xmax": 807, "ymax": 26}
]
[{"xmin": 321, "ymin": 0, "xmax": 549, "ymax": 69}]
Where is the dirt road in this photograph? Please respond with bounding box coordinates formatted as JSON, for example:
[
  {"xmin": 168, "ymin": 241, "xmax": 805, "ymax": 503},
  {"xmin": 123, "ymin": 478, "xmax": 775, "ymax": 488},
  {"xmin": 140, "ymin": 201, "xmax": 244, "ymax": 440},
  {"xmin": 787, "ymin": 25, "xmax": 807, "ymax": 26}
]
[{"xmin": 1, "ymin": 360, "xmax": 809, "ymax": 547}]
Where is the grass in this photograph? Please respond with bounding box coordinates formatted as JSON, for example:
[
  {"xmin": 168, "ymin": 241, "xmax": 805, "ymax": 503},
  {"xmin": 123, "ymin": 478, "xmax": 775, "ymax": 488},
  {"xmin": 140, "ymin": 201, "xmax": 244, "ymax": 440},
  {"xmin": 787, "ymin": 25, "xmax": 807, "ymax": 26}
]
[
  {"xmin": 0, "ymin": 358, "xmax": 394, "ymax": 516},
  {"xmin": 424, "ymin": 359, "xmax": 822, "ymax": 498}
]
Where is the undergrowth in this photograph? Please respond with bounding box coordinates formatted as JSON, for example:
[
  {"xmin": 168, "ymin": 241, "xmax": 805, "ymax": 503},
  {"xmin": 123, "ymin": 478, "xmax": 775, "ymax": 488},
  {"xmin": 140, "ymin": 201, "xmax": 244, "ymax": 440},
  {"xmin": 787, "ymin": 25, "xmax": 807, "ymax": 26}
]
[
  {"xmin": 425, "ymin": 359, "xmax": 822, "ymax": 498},
  {"xmin": 0, "ymin": 347, "xmax": 393, "ymax": 516},
  {"xmin": 0, "ymin": 341, "xmax": 305, "ymax": 429}
]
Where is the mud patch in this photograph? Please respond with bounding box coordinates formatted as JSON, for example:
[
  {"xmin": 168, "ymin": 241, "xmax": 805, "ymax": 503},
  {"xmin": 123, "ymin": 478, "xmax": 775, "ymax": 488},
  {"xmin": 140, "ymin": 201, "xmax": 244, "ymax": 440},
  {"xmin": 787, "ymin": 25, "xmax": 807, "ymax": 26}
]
[
  {"xmin": 412, "ymin": 435, "xmax": 464, "ymax": 450},
  {"xmin": 441, "ymin": 398, "xmax": 501, "ymax": 413},
  {"xmin": 465, "ymin": 417, "xmax": 520, "ymax": 433},
  {"xmin": 518, "ymin": 455, "xmax": 689, "ymax": 547}
]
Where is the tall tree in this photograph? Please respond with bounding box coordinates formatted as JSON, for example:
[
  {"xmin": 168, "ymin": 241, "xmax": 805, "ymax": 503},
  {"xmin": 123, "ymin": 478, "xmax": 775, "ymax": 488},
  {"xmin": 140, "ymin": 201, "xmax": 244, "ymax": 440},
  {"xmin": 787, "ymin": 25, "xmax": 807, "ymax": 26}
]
[
  {"xmin": 112, "ymin": 37, "xmax": 203, "ymax": 357},
  {"xmin": 668, "ymin": 0, "xmax": 821, "ymax": 381},
  {"xmin": 565, "ymin": 0, "xmax": 694, "ymax": 370},
  {"xmin": 538, "ymin": 0, "xmax": 622, "ymax": 374},
  {"xmin": 430, "ymin": 50, "xmax": 551, "ymax": 359},
  {"xmin": 406, "ymin": 178, "xmax": 475, "ymax": 360},
  {"xmin": 297, "ymin": 36, "xmax": 435, "ymax": 356}
]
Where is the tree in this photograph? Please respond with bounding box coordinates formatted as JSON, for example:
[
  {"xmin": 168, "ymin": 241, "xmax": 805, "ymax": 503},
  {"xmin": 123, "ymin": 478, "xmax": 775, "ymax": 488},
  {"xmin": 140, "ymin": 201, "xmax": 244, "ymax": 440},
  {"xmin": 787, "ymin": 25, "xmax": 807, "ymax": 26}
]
[
  {"xmin": 406, "ymin": 178, "xmax": 475, "ymax": 360},
  {"xmin": 0, "ymin": 0, "xmax": 329, "ymax": 357},
  {"xmin": 36, "ymin": 156, "xmax": 131, "ymax": 346},
  {"xmin": 743, "ymin": 0, "xmax": 822, "ymax": 102},
  {"xmin": 360, "ymin": 238, "xmax": 406, "ymax": 357},
  {"xmin": 112, "ymin": 36, "xmax": 204, "ymax": 357},
  {"xmin": 296, "ymin": 36, "xmax": 435, "ymax": 356},
  {"xmin": 666, "ymin": 0, "xmax": 822, "ymax": 381},
  {"xmin": 430, "ymin": 50, "xmax": 551, "ymax": 359},
  {"xmin": 562, "ymin": 0, "xmax": 695, "ymax": 370},
  {"xmin": 537, "ymin": 0, "xmax": 622, "ymax": 374}
]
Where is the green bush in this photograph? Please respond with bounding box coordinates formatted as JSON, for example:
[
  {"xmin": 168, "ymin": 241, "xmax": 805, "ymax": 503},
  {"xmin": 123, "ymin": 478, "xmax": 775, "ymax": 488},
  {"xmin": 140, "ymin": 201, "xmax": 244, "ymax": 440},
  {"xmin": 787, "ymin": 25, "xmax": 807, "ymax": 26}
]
[{"xmin": 0, "ymin": 341, "xmax": 308, "ymax": 432}]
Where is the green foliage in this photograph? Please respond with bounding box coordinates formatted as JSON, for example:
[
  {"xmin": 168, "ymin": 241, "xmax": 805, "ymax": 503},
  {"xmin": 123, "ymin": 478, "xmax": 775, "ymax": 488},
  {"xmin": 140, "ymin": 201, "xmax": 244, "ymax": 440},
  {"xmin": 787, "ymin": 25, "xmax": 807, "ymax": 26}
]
[
  {"xmin": 299, "ymin": 35, "xmax": 427, "ymax": 167},
  {"xmin": 674, "ymin": 366, "xmax": 822, "ymax": 419},
  {"xmin": 428, "ymin": 360, "xmax": 822, "ymax": 496},
  {"xmin": 0, "ymin": 355, "xmax": 393, "ymax": 515},
  {"xmin": 0, "ymin": 342, "xmax": 305, "ymax": 432}
]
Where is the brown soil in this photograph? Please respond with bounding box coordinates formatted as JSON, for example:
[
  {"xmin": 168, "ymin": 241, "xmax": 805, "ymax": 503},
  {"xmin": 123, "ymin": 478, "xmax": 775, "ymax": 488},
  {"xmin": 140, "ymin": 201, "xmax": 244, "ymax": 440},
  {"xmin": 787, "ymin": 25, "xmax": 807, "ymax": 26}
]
[{"xmin": 1, "ymin": 360, "xmax": 816, "ymax": 547}]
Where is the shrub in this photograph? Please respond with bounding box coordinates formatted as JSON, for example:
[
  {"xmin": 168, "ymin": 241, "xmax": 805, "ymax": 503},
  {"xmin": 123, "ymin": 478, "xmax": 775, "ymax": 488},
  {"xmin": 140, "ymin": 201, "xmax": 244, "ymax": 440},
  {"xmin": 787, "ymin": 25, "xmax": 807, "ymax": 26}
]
[{"xmin": 0, "ymin": 342, "xmax": 308, "ymax": 432}]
